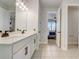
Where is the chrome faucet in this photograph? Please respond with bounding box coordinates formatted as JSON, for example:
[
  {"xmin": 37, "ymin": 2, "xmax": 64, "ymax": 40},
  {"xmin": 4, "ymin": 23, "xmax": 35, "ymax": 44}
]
[
  {"xmin": 21, "ymin": 30, "xmax": 27, "ymax": 34},
  {"xmin": 17, "ymin": 28, "xmax": 21, "ymax": 31},
  {"xmin": 17, "ymin": 28, "xmax": 27, "ymax": 34}
]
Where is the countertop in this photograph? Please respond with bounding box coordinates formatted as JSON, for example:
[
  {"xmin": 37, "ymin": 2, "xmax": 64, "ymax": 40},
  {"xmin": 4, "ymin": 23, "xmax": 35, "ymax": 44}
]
[{"xmin": 0, "ymin": 31, "xmax": 37, "ymax": 45}]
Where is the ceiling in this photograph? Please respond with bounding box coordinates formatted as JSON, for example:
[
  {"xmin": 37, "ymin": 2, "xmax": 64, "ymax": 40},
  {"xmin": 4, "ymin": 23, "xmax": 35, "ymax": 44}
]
[
  {"xmin": 40, "ymin": 0, "xmax": 62, "ymax": 8},
  {"xmin": 0, "ymin": 0, "xmax": 62, "ymax": 10},
  {"xmin": 48, "ymin": 12, "xmax": 56, "ymax": 17}
]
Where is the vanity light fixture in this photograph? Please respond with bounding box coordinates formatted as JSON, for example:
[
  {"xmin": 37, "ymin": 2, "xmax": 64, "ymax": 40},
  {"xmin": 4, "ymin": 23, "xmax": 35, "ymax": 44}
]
[
  {"xmin": 16, "ymin": 0, "xmax": 28, "ymax": 11},
  {"xmin": 16, "ymin": 2, "xmax": 19, "ymax": 6}
]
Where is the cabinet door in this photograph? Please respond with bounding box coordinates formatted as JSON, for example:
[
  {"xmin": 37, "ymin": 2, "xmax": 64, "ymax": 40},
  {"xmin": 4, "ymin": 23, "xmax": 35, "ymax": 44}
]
[
  {"xmin": 29, "ymin": 39, "xmax": 35, "ymax": 57},
  {"xmin": 13, "ymin": 45, "xmax": 30, "ymax": 59}
]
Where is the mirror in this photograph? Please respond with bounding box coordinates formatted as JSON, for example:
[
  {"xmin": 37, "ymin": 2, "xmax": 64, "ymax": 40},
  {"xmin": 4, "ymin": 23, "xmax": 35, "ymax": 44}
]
[
  {"xmin": 0, "ymin": 0, "xmax": 16, "ymax": 33},
  {"xmin": 15, "ymin": 0, "xmax": 28, "ymax": 31},
  {"xmin": 0, "ymin": 0, "xmax": 28, "ymax": 34}
]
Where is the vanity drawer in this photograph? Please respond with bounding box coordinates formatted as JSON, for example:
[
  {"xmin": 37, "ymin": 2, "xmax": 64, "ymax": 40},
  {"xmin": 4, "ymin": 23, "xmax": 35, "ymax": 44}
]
[
  {"xmin": 33, "ymin": 34, "xmax": 37, "ymax": 45},
  {"xmin": 13, "ymin": 44, "xmax": 30, "ymax": 59},
  {"xmin": 13, "ymin": 38, "xmax": 31, "ymax": 54}
]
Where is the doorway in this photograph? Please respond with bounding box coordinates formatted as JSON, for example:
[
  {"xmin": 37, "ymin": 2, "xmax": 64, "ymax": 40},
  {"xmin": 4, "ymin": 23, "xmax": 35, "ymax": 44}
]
[{"xmin": 47, "ymin": 12, "xmax": 57, "ymax": 45}]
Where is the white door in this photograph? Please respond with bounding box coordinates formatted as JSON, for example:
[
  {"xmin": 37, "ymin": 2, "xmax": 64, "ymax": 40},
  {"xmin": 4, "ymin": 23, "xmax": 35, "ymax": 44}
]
[
  {"xmin": 78, "ymin": 7, "xmax": 79, "ymax": 48},
  {"xmin": 56, "ymin": 8, "xmax": 61, "ymax": 48}
]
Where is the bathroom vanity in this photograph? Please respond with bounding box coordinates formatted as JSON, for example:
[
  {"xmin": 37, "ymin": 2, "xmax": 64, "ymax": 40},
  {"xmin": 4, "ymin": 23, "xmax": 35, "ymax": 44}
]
[
  {"xmin": 0, "ymin": 32, "xmax": 37, "ymax": 59},
  {"xmin": 0, "ymin": 0, "xmax": 39, "ymax": 59}
]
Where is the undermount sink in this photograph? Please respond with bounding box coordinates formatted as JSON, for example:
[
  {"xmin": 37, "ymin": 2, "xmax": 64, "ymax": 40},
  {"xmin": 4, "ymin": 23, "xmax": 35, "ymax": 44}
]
[{"xmin": 0, "ymin": 34, "xmax": 22, "ymax": 40}]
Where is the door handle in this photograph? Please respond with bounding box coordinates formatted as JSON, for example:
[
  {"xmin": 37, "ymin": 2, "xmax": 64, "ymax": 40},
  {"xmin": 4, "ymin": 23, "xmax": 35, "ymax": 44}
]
[{"xmin": 57, "ymin": 32, "xmax": 61, "ymax": 33}]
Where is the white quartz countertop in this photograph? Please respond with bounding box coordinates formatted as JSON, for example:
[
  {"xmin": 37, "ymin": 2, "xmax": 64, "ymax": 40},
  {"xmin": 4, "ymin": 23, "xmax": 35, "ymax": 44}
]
[{"xmin": 0, "ymin": 31, "xmax": 37, "ymax": 45}]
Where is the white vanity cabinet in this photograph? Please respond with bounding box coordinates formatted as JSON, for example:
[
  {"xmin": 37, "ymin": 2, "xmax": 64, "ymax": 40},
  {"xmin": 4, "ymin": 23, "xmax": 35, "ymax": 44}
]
[
  {"xmin": 0, "ymin": 34, "xmax": 37, "ymax": 59},
  {"xmin": 29, "ymin": 35, "xmax": 37, "ymax": 57},
  {"xmin": 13, "ymin": 44, "xmax": 30, "ymax": 59},
  {"xmin": 13, "ymin": 34, "xmax": 37, "ymax": 59}
]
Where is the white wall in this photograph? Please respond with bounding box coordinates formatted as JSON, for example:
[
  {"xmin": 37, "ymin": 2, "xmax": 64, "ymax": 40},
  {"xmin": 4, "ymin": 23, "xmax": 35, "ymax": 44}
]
[
  {"xmin": 40, "ymin": 7, "xmax": 58, "ymax": 43},
  {"xmin": 48, "ymin": 12, "xmax": 56, "ymax": 20},
  {"xmin": 25, "ymin": 0, "xmax": 39, "ymax": 33}
]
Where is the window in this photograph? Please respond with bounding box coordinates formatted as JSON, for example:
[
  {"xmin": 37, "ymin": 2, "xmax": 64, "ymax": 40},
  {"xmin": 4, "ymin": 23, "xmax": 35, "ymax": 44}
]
[{"xmin": 48, "ymin": 20, "xmax": 56, "ymax": 32}]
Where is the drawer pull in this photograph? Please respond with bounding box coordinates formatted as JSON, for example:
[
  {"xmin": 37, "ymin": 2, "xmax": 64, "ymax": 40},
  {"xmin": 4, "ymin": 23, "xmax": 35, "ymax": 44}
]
[
  {"xmin": 25, "ymin": 47, "xmax": 28, "ymax": 56},
  {"xmin": 34, "ymin": 39, "xmax": 36, "ymax": 44},
  {"xmin": 33, "ymin": 29, "xmax": 36, "ymax": 31}
]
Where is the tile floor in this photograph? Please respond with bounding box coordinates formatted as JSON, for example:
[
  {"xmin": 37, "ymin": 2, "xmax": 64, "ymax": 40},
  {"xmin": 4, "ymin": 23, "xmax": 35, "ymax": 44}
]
[{"xmin": 32, "ymin": 39, "xmax": 79, "ymax": 59}]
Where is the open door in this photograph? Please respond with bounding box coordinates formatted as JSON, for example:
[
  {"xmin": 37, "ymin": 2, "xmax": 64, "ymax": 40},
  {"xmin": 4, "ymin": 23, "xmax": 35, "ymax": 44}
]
[
  {"xmin": 78, "ymin": 8, "xmax": 79, "ymax": 49},
  {"xmin": 56, "ymin": 8, "xmax": 61, "ymax": 47}
]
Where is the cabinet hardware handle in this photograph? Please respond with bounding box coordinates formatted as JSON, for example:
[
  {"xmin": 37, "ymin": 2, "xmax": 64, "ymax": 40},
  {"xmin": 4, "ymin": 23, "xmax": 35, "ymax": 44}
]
[
  {"xmin": 33, "ymin": 29, "xmax": 36, "ymax": 31},
  {"xmin": 25, "ymin": 47, "xmax": 28, "ymax": 56},
  {"xmin": 34, "ymin": 39, "xmax": 36, "ymax": 44}
]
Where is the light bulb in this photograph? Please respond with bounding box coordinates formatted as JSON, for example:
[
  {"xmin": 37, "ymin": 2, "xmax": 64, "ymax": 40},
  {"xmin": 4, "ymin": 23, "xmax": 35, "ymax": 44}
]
[
  {"xmin": 19, "ymin": 5, "xmax": 22, "ymax": 9},
  {"xmin": 21, "ymin": 2, "xmax": 24, "ymax": 6},
  {"xmin": 16, "ymin": 2, "xmax": 19, "ymax": 6}
]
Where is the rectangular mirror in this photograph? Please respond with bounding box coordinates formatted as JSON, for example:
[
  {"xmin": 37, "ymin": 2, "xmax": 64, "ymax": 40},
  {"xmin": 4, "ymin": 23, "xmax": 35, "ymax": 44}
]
[
  {"xmin": 0, "ymin": 0, "xmax": 16, "ymax": 33},
  {"xmin": 0, "ymin": 0, "xmax": 28, "ymax": 35}
]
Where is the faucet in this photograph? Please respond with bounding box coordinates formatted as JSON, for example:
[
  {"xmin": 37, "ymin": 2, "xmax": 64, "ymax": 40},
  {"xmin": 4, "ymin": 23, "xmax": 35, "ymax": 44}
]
[
  {"xmin": 21, "ymin": 30, "xmax": 27, "ymax": 34},
  {"xmin": 1, "ymin": 31, "xmax": 9, "ymax": 37},
  {"xmin": 17, "ymin": 28, "xmax": 27, "ymax": 34},
  {"xmin": 17, "ymin": 28, "xmax": 21, "ymax": 31}
]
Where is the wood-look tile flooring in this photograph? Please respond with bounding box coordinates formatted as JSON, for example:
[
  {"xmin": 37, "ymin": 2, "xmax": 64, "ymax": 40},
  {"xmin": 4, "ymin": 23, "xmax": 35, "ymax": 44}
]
[{"xmin": 32, "ymin": 39, "xmax": 79, "ymax": 59}]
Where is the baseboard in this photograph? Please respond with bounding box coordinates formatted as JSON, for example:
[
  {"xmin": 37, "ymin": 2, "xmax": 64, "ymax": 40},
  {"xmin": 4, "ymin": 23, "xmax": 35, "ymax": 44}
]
[
  {"xmin": 40, "ymin": 41, "xmax": 48, "ymax": 44},
  {"xmin": 61, "ymin": 46, "xmax": 68, "ymax": 51},
  {"xmin": 68, "ymin": 44, "xmax": 78, "ymax": 46}
]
